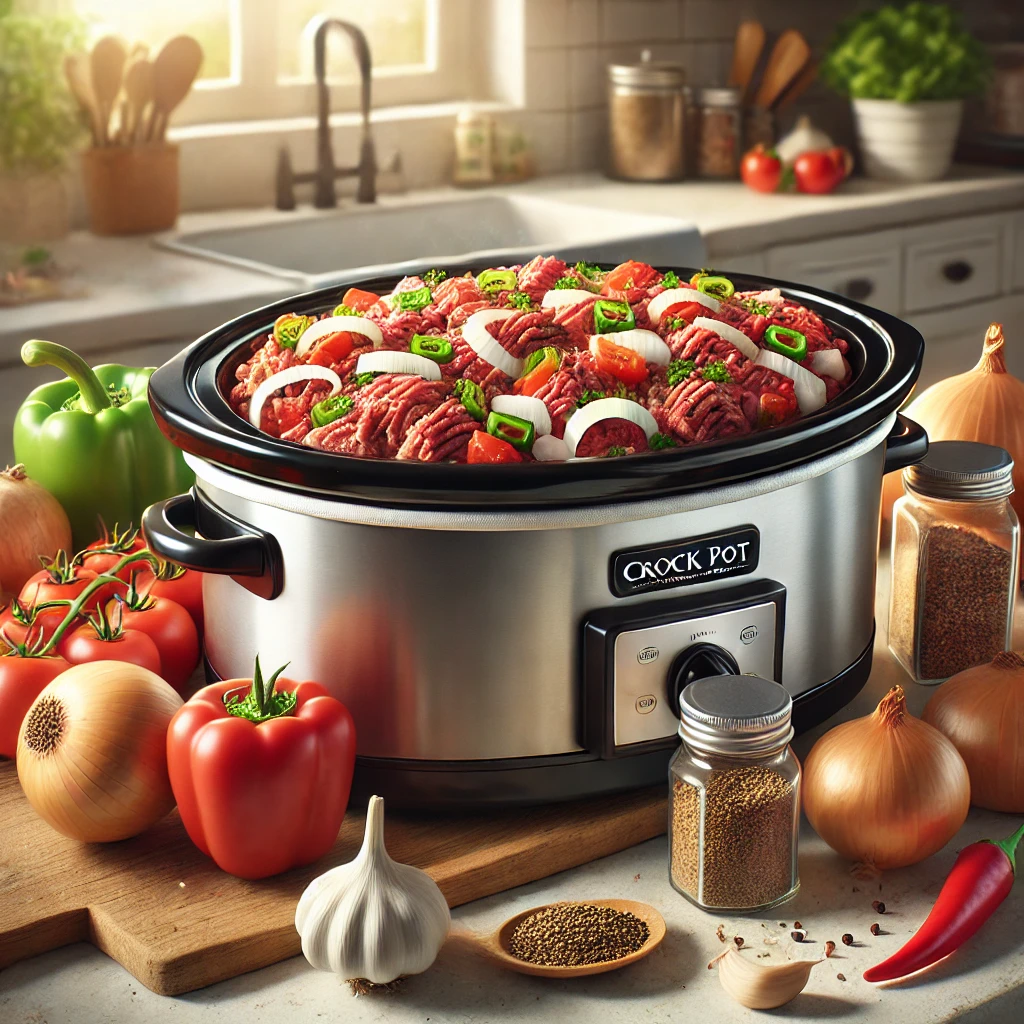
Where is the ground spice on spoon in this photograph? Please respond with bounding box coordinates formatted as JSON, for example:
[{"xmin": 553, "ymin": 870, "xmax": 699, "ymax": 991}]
[{"xmin": 508, "ymin": 903, "xmax": 649, "ymax": 967}]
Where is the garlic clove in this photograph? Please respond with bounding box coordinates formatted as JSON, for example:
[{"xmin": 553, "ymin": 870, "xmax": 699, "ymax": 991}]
[
  {"xmin": 714, "ymin": 948, "xmax": 822, "ymax": 1009},
  {"xmin": 775, "ymin": 114, "xmax": 834, "ymax": 165}
]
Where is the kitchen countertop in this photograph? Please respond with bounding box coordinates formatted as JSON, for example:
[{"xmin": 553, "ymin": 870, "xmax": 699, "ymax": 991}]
[
  {"xmin": 3, "ymin": 562, "xmax": 1024, "ymax": 1024},
  {"xmin": 2, "ymin": 165, "xmax": 1022, "ymax": 363}
]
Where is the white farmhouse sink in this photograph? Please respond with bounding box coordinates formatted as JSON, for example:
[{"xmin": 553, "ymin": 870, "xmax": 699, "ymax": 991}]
[{"xmin": 157, "ymin": 193, "xmax": 705, "ymax": 288}]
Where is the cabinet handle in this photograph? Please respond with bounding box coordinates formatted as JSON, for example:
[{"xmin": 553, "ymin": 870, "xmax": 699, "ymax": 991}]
[
  {"xmin": 842, "ymin": 277, "xmax": 874, "ymax": 301},
  {"xmin": 942, "ymin": 260, "xmax": 973, "ymax": 283}
]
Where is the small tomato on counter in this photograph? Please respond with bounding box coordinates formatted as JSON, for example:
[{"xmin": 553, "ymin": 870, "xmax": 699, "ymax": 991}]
[
  {"xmin": 793, "ymin": 149, "xmax": 848, "ymax": 195},
  {"xmin": 740, "ymin": 145, "xmax": 783, "ymax": 194},
  {"xmin": 0, "ymin": 643, "xmax": 70, "ymax": 758},
  {"xmin": 166, "ymin": 657, "xmax": 357, "ymax": 879}
]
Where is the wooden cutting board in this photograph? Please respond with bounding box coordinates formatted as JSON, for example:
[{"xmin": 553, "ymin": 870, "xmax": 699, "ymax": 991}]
[{"xmin": 0, "ymin": 762, "xmax": 666, "ymax": 995}]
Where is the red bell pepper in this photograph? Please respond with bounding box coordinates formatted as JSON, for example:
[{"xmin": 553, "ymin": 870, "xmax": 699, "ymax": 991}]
[
  {"xmin": 166, "ymin": 657, "xmax": 356, "ymax": 879},
  {"xmin": 864, "ymin": 820, "xmax": 1024, "ymax": 983}
]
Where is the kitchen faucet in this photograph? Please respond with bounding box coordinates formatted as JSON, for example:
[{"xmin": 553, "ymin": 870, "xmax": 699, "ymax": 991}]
[{"xmin": 275, "ymin": 16, "xmax": 376, "ymax": 210}]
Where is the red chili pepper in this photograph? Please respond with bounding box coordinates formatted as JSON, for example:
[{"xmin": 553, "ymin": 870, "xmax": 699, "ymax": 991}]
[{"xmin": 864, "ymin": 820, "xmax": 1024, "ymax": 983}]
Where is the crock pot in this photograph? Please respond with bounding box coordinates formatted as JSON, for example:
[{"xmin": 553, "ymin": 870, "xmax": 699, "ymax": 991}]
[{"xmin": 143, "ymin": 267, "xmax": 926, "ymax": 807}]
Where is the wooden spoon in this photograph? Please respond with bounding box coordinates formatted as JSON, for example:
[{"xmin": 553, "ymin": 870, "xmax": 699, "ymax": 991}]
[
  {"xmin": 477, "ymin": 899, "xmax": 666, "ymax": 978},
  {"xmin": 149, "ymin": 36, "xmax": 203, "ymax": 142},
  {"xmin": 123, "ymin": 57, "xmax": 155, "ymax": 144},
  {"xmin": 752, "ymin": 29, "xmax": 811, "ymax": 110},
  {"xmin": 63, "ymin": 53, "xmax": 101, "ymax": 147},
  {"xmin": 89, "ymin": 35, "xmax": 127, "ymax": 146},
  {"xmin": 774, "ymin": 59, "xmax": 818, "ymax": 112},
  {"xmin": 728, "ymin": 20, "xmax": 766, "ymax": 104}
]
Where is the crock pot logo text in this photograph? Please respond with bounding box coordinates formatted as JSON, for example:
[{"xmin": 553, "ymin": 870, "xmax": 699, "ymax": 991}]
[
  {"xmin": 621, "ymin": 542, "xmax": 753, "ymax": 583},
  {"xmin": 611, "ymin": 527, "xmax": 760, "ymax": 597}
]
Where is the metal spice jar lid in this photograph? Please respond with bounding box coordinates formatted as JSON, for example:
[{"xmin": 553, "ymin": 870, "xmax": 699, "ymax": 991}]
[
  {"xmin": 697, "ymin": 86, "xmax": 742, "ymax": 108},
  {"xmin": 904, "ymin": 441, "xmax": 1014, "ymax": 501},
  {"xmin": 678, "ymin": 675, "xmax": 793, "ymax": 755},
  {"xmin": 609, "ymin": 50, "xmax": 685, "ymax": 91}
]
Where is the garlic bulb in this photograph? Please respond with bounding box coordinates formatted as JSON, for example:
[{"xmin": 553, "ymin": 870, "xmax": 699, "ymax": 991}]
[
  {"xmin": 776, "ymin": 115, "xmax": 834, "ymax": 164},
  {"xmin": 714, "ymin": 948, "xmax": 822, "ymax": 1009},
  {"xmin": 295, "ymin": 795, "xmax": 451, "ymax": 984}
]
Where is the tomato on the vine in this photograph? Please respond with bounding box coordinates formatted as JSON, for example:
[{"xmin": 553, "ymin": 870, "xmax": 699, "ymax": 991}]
[
  {"xmin": 60, "ymin": 617, "xmax": 162, "ymax": 675},
  {"xmin": 741, "ymin": 145, "xmax": 783, "ymax": 194},
  {"xmin": 75, "ymin": 526, "xmax": 146, "ymax": 582},
  {"xmin": 134, "ymin": 563, "xmax": 203, "ymax": 632},
  {"xmin": 0, "ymin": 650, "xmax": 70, "ymax": 758}
]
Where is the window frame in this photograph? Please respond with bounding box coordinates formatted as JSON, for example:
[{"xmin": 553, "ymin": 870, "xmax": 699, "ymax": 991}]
[{"xmin": 66, "ymin": 0, "xmax": 476, "ymax": 126}]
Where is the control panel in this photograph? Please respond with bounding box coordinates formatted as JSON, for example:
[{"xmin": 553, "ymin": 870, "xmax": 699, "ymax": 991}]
[{"xmin": 581, "ymin": 579, "xmax": 786, "ymax": 758}]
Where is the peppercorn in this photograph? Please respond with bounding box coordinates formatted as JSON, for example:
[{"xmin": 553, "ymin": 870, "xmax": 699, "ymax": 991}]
[
  {"xmin": 824, "ymin": 941, "xmax": 836, "ymax": 958},
  {"xmin": 734, "ymin": 936, "xmax": 744, "ymax": 948},
  {"xmin": 793, "ymin": 921, "xmax": 802, "ymax": 929},
  {"xmin": 870, "ymin": 922, "xmax": 881, "ymax": 936},
  {"xmin": 842, "ymin": 933, "xmax": 854, "ymax": 946},
  {"xmin": 791, "ymin": 931, "xmax": 805, "ymax": 942},
  {"xmin": 837, "ymin": 973, "xmax": 847, "ymax": 982},
  {"xmin": 872, "ymin": 900, "xmax": 886, "ymax": 914}
]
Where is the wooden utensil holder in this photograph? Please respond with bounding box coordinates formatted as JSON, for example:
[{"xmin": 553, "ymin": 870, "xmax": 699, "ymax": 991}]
[{"xmin": 82, "ymin": 143, "xmax": 179, "ymax": 235}]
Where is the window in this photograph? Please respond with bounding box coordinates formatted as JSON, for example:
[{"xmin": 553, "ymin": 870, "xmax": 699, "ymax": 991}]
[{"xmin": 68, "ymin": 0, "xmax": 475, "ymax": 126}]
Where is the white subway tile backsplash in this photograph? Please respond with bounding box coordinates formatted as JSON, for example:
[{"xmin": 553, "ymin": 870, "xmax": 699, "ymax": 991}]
[
  {"xmin": 601, "ymin": 0, "xmax": 679, "ymax": 44},
  {"xmin": 519, "ymin": 111, "xmax": 572, "ymax": 174},
  {"xmin": 524, "ymin": 47, "xmax": 571, "ymax": 110},
  {"xmin": 682, "ymin": 0, "xmax": 739, "ymax": 41},
  {"xmin": 567, "ymin": 0, "xmax": 602, "ymax": 45},
  {"xmin": 524, "ymin": 0, "xmax": 570, "ymax": 48},
  {"xmin": 569, "ymin": 46, "xmax": 606, "ymax": 110},
  {"xmin": 568, "ymin": 108, "xmax": 606, "ymax": 171}
]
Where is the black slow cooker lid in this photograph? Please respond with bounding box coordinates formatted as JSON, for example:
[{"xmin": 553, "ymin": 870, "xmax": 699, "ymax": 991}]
[{"xmin": 148, "ymin": 266, "xmax": 924, "ymax": 509}]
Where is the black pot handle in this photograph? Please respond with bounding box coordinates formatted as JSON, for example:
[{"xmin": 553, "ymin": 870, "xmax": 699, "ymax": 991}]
[
  {"xmin": 142, "ymin": 488, "xmax": 283, "ymax": 600},
  {"xmin": 883, "ymin": 414, "xmax": 928, "ymax": 475}
]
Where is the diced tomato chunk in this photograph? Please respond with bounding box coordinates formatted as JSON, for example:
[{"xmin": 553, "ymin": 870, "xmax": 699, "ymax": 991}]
[
  {"xmin": 307, "ymin": 331, "xmax": 355, "ymax": 367},
  {"xmin": 602, "ymin": 260, "xmax": 658, "ymax": 295},
  {"xmin": 467, "ymin": 431, "xmax": 522, "ymax": 464},
  {"xmin": 589, "ymin": 335, "xmax": 649, "ymax": 386},
  {"xmin": 661, "ymin": 300, "xmax": 704, "ymax": 325},
  {"xmin": 341, "ymin": 287, "xmax": 380, "ymax": 312}
]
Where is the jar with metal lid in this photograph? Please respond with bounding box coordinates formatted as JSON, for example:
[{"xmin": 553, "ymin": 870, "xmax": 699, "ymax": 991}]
[
  {"xmin": 607, "ymin": 51, "xmax": 686, "ymax": 182},
  {"xmin": 668, "ymin": 675, "xmax": 800, "ymax": 912},
  {"xmin": 695, "ymin": 86, "xmax": 741, "ymax": 179},
  {"xmin": 889, "ymin": 441, "xmax": 1019, "ymax": 684}
]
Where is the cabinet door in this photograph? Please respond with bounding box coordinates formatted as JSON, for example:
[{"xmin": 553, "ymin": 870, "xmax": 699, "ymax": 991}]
[
  {"xmin": 903, "ymin": 214, "xmax": 1002, "ymax": 314},
  {"xmin": 766, "ymin": 231, "xmax": 902, "ymax": 313}
]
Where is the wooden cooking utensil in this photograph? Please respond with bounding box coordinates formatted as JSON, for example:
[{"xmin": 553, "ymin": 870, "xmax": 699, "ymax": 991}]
[
  {"xmin": 728, "ymin": 20, "xmax": 766, "ymax": 102},
  {"xmin": 63, "ymin": 52, "xmax": 101, "ymax": 146},
  {"xmin": 774, "ymin": 59, "xmax": 818, "ymax": 111},
  {"xmin": 123, "ymin": 57, "xmax": 156, "ymax": 144},
  {"xmin": 89, "ymin": 35, "xmax": 127, "ymax": 146},
  {"xmin": 477, "ymin": 899, "xmax": 666, "ymax": 978},
  {"xmin": 752, "ymin": 29, "xmax": 811, "ymax": 110},
  {"xmin": 149, "ymin": 36, "xmax": 203, "ymax": 142}
]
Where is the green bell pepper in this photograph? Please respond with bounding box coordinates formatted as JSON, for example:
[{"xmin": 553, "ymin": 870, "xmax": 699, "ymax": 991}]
[{"xmin": 14, "ymin": 340, "xmax": 193, "ymax": 548}]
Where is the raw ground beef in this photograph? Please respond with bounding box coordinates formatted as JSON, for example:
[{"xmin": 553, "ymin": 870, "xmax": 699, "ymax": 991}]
[{"xmin": 575, "ymin": 419, "xmax": 650, "ymax": 458}]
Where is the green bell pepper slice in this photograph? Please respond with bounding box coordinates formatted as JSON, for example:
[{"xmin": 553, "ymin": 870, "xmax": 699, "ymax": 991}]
[
  {"xmin": 696, "ymin": 274, "xmax": 735, "ymax": 300},
  {"xmin": 310, "ymin": 394, "xmax": 354, "ymax": 427},
  {"xmin": 453, "ymin": 379, "xmax": 487, "ymax": 421},
  {"xmin": 593, "ymin": 299, "xmax": 635, "ymax": 334},
  {"xmin": 393, "ymin": 286, "xmax": 432, "ymax": 312},
  {"xmin": 763, "ymin": 324, "xmax": 808, "ymax": 362},
  {"xmin": 14, "ymin": 340, "xmax": 194, "ymax": 549},
  {"xmin": 410, "ymin": 334, "xmax": 454, "ymax": 363},
  {"xmin": 486, "ymin": 410, "xmax": 535, "ymax": 452},
  {"xmin": 476, "ymin": 269, "xmax": 517, "ymax": 293}
]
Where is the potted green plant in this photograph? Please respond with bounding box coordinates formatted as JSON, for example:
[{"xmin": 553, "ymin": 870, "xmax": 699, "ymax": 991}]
[
  {"xmin": 0, "ymin": 1, "xmax": 84, "ymax": 242},
  {"xmin": 821, "ymin": 2, "xmax": 991, "ymax": 182}
]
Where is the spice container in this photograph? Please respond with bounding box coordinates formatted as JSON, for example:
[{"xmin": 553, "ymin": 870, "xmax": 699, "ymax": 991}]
[
  {"xmin": 453, "ymin": 109, "xmax": 494, "ymax": 187},
  {"xmin": 669, "ymin": 675, "xmax": 800, "ymax": 912},
  {"xmin": 607, "ymin": 52, "xmax": 686, "ymax": 182},
  {"xmin": 695, "ymin": 87, "xmax": 742, "ymax": 179},
  {"xmin": 889, "ymin": 441, "xmax": 1019, "ymax": 684}
]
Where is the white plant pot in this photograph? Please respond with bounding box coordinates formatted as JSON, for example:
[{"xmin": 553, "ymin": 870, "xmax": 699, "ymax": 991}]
[
  {"xmin": 0, "ymin": 171, "xmax": 70, "ymax": 243},
  {"xmin": 851, "ymin": 98, "xmax": 964, "ymax": 183}
]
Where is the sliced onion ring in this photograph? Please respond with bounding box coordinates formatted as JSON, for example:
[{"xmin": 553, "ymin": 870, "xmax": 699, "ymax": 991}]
[
  {"xmin": 491, "ymin": 394, "xmax": 552, "ymax": 436},
  {"xmin": 647, "ymin": 287, "xmax": 721, "ymax": 324},
  {"xmin": 541, "ymin": 288, "xmax": 596, "ymax": 309},
  {"xmin": 692, "ymin": 316, "xmax": 760, "ymax": 362},
  {"xmin": 462, "ymin": 309, "xmax": 523, "ymax": 378},
  {"xmin": 563, "ymin": 397, "xmax": 659, "ymax": 458},
  {"xmin": 589, "ymin": 329, "xmax": 670, "ymax": 366},
  {"xmin": 354, "ymin": 351, "xmax": 442, "ymax": 381},
  {"xmin": 248, "ymin": 366, "xmax": 342, "ymax": 430},
  {"xmin": 533, "ymin": 434, "xmax": 570, "ymax": 462},
  {"xmin": 810, "ymin": 347, "xmax": 848, "ymax": 381},
  {"xmin": 756, "ymin": 348, "xmax": 827, "ymax": 414},
  {"xmin": 294, "ymin": 315, "xmax": 384, "ymax": 358}
]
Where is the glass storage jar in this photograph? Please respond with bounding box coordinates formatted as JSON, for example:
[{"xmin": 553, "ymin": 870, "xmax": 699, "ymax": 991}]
[
  {"xmin": 668, "ymin": 674, "xmax": 800, "ymax": 913},
  {"xmin": 889, "ymin": 441, "xmax": 1019, "ymax": 684},
  {"xmin": 607, "ymin": 52, "xmax": 686, "ymax": 182},
  {"xmin": 695, "ymin": 86, "xmax": 741, "ymax": 179}
]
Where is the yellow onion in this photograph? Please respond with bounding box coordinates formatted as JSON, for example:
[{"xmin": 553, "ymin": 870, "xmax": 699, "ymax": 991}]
[
  {"xmin": 803, "ymin": 685, "xmax": 970, "ymax": 870},
  {"xmin": 0, "ymin": 464, "xmax": 72, "ymax": 599},
  {"xmin": 923, "ymin": 651, "xmax": 1024, "ymax": 812},
  {"xmin": 17, "ymin": 660, "xmax": 182, "ymax": 842},
  {"xmin": 882, "ymin": 323, "xmax": 1024, "ymax": 535}
]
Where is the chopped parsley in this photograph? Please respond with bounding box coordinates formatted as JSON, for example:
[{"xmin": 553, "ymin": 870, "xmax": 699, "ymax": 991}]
[
  {"xmin": 660, "ymin": 270, "xmax": 681, "ymax": 289},
  {"xmin": 576, "ymin": 389, "xmax": 606, "ymax": 408},
  {"xmin": 664, "ymin": 316, "xmax": 685, "ymax": 332},
  {"xmin": 604, "ymin": 446, "xmax": 628, "ymax": 458},
  {"xmin": 506, "ymin": 290, "xmax": 535, "ymax": 310},
  {"xmin": 574, "ymin": 260, "xmax": 603, "ymax": 281},
  {"xmin": 742, "ymin": 296, "xmax": 774, "ymax": 317},
  {"xmin": 423, "ymin": 268, "xmax": 447, "ymax": 288},
  {"xmin": 666, "ymin": 359, "xmax": 697, "ymax": 387},
  {"xmin": 700, "ymin": 361, "xmax": 732, "ymax": 383},
  {"xmin": 553, "ymin": 276, "xmax": 581, "ymax": 290},
  {"xmin": 649, "ymin": 432, "xmax": 678, "ymax": 450},
  {"xmin": 62, "ymin": 382, "xmax": 131, "ymax": 411},
  {"xmin": 350, "ymin": 371, "xmax": 378, "ymax": 387}
]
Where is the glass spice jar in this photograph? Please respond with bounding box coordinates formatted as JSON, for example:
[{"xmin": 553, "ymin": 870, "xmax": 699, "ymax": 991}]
[
  {"xmin": 695, "ymin": 86, "xmax": 742, "ymax": 179},
  {"xmin": 668, "ymin": 675, "xmax": 800, "ymax": 913},
  {"xmin": 889, "ymin": 441, "xmax": 1019, "ymax": 684}
]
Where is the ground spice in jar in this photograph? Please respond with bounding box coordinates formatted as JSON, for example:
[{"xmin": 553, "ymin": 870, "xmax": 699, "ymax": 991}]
[
  {"xmin": 671, "ymin": 765, "xmax": 796, "ymax": 908},
  {"xmin": 508, "ymin": 903, "xmax": 649, "ymax": 966}
]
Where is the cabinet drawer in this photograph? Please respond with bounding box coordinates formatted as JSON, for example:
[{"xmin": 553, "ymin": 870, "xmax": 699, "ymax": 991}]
[
  {"xmin": 903, "ymin": 216, "xmax": 1001, "ymax": 313},
  {"xmin": 766, "ymin": 232, "xmax": 902, "ymax": 313}
]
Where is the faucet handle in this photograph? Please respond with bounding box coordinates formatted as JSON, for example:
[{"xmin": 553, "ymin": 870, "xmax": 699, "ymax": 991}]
[{"xmin": 275, "ymin": 147, "xmax": 297, "ymax": 211}]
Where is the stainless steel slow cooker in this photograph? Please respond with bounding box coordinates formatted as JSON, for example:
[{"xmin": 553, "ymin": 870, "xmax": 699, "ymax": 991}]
[{"xmin": 143, "ymin": 267, "xmax": 926, "ymax": 807}]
